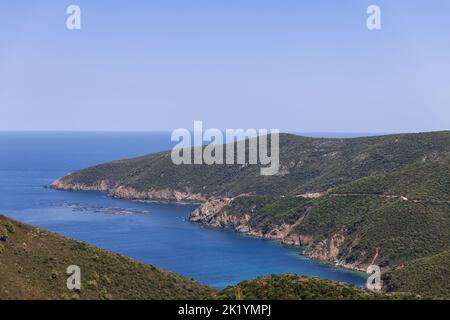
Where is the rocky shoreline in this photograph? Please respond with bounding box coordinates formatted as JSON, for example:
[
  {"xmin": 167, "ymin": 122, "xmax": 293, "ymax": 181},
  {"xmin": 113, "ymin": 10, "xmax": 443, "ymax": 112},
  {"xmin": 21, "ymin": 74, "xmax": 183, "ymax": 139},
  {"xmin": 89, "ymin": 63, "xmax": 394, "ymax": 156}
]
[
  {"xmin": 188, "ymin": 197, "xmax": 369, "ymax": 273},
  {"xmin": 50, "ymin": 178, "xmax": 207, "ymax": 203},
  {"xmin": 51, "ymin": 178, "xmax": 369, "ymax": 274}
]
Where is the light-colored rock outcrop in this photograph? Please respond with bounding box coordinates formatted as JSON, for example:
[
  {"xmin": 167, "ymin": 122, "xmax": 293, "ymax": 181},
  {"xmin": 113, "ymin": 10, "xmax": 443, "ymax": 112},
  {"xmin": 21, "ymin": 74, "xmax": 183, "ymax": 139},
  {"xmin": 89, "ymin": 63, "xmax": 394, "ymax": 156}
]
[
  {"xmin": 50, "ymin": 179, "xmax": 206, "ymax": 203},
  {"xmin": 188, "ymin": 198, "xmax": 311, "ymax": 245},
  {"xmin": 51, "ymin": 179, "xmax": 112, "ymax": 192}
]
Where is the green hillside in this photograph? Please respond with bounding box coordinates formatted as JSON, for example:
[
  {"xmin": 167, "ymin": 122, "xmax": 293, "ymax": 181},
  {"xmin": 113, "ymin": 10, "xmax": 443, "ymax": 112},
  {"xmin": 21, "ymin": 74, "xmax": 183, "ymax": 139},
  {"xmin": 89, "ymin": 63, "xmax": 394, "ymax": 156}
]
[
  {"xmin": 333, "ymin": 158, "xmax": 450, "ymax": 201},
  {"xmin": 215, "ymin": 274, "xmax": 418, "ymax": 300},
  {"xmin": 295, "ymin": 196, "xmax": 450, "ymax": 268},
  {"xmin": 52, "ymin": 131, "xmax": 450, "ymax": 199},
  {"xmin": 384, "ymin": 250, "xmax": 450, "ymax": 298},
  {"xmin": 0, "ymin": 215, "xmax": 214, "ymax": 300}
]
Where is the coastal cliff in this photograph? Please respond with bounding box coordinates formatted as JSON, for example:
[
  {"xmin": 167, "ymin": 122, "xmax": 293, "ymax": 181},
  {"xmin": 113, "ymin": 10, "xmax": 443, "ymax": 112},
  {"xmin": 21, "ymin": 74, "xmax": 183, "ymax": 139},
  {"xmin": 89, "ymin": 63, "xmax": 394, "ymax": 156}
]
[
  {"xmin": 188, "ymin": 197, "xmax": 368, "ymax": 271},
  {"xmin": 189, "ymin": 197, "xmax": 304, "ymax": 245},
  {"xmin": 51, "ymin": 179, "xmax": 206, "ymax": 203}
]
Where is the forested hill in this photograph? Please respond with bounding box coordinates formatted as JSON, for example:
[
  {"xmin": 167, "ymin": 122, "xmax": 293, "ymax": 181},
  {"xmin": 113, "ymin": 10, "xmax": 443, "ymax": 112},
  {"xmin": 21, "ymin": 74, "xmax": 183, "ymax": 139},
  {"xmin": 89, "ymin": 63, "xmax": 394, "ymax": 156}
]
[
  {"xmin": 215, "ymin": 274, "xmax": 420, "ymax": 300},
  {"xmin": 52, "ymin": 131, "xmax": 450, "ymax": 201}
]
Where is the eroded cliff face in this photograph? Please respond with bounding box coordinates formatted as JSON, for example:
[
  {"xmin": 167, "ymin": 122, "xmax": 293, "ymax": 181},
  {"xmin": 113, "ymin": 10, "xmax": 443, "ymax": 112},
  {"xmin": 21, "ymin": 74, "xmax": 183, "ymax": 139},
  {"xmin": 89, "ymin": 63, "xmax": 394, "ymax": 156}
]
[
  {"xmin": 51, "ymin": 179, "xmax": 112, "ymax": 192},
  {"xmin": 188, "ymin": 198, "xmax": 370, "ymax": 271},
  {"xmin": 304, "ymin": 233, "xmax": 345, "ymax": 261},
  {"xmin": 301, "ymin": 232, "xmax": 367, "ymax": 271},
  {"xmin": 50, "ymin": 179, "xmax": 206, "ymax": 203},
  {"xmin": 110, "ymin": 186, "xmax": 206, "ymax": 203},
  {"xmin": 189, "ymin": 198, "xmax": 307, "ymax": 244}
]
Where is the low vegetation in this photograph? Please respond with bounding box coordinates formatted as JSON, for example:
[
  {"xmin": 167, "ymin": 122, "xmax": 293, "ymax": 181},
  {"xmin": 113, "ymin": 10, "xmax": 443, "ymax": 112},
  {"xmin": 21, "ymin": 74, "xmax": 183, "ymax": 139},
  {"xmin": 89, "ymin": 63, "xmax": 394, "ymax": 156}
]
[
  {"xmin": 0, "ymin": 215, "xmax": 215, "ymax": 300},
  {"xmin": 215, "ymin": 274, "xmax": 419, "ymax": 300},
  {"xmin": 384, "ymin": 250, "xmax": 450, "ymax": 298},
  {"xmin": 333, "ymin": 158, "xmax": 450, "ymax": 201}
]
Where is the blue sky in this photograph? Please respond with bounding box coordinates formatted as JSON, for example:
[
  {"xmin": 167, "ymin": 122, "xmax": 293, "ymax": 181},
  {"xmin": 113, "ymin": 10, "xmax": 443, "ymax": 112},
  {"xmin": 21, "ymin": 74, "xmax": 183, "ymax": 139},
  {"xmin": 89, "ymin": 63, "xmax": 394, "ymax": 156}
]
[{"xmin": 1, "ymin": 0, "xmax": 450, "ymax": 132}]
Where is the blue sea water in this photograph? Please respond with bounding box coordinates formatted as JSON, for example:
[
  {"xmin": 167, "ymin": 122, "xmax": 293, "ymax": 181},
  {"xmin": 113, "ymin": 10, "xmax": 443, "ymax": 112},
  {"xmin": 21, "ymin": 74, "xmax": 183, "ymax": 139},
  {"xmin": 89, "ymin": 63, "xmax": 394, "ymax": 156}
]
[{"xmin": 0, "ymin": 132, "xmax": 366, "ymax": 289}]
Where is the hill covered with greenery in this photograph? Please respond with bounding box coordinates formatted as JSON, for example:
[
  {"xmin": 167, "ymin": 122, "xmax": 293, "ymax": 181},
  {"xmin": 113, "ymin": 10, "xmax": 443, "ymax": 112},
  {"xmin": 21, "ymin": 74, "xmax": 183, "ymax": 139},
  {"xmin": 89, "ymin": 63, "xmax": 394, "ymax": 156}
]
[
  {"xmin": 383, "ymin": 250, "xmax": 450, "ymax": 298},
  {"xmin": 0, "ymin": 215, "xmax": 215, "ymax": 300},
  {"xmin": 215, "ymin": 274, "xmax": 419, "ymax": 300},
  {"xmin": 333, "ymin": 158, "xmax": 450, "ymax": 201},
  {"xmin": 52, "ymin": 131, "xmax": 450, "ymax": 199}
]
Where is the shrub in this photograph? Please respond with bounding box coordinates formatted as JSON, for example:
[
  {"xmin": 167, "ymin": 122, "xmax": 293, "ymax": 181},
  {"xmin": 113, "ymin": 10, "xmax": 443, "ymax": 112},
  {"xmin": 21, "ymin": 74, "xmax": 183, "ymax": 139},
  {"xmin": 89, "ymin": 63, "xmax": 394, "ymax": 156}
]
[
  {"xmin": 102, "ymin": 275, "xmax": 112, "ymax": 285},
  {"xmin": 99, "ymin": 287, "xmax": 112, "ymax": 300},
  {"xmin": 86, "ymin": 280, "xmax": 98, "ymax": 289},
  {"xmin": 51, "ymin": 270, "xmax": 59, "ymax": 279},
  {"xmin": 5, "ymin": 221, "xmax": 15, "ymax": 234},
  {"xmin": 0, "ymin": 228, "xmax": 8, "ymax": 242}
]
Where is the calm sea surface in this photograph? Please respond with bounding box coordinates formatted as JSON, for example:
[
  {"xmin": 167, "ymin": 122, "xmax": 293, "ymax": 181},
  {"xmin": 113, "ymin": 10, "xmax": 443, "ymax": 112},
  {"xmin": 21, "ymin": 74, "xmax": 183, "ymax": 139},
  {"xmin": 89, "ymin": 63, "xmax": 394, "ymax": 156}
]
[{"xmin": 0, "ymin": 132, "xmax": 366, "ymax": 288}]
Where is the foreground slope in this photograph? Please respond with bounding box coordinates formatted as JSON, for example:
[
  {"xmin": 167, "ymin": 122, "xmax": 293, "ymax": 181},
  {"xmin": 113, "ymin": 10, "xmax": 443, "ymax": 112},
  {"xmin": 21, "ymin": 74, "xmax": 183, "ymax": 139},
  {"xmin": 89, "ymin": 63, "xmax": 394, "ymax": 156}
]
[
  {"xmin": 215, "ymin": 274, "xmax": 418, "ymax": 300},
  {"xmin": 0, "ymin": 215, "xmax": 214, "ymax": 300}
]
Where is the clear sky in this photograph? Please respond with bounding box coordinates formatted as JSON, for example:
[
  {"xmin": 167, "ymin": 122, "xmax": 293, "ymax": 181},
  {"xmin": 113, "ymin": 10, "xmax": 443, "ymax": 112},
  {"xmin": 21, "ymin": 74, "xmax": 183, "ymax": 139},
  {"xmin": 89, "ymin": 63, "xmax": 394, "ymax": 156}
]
[{"xmin": 1, "ymin": 0, "xmax": 449, "ymax": 133}]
